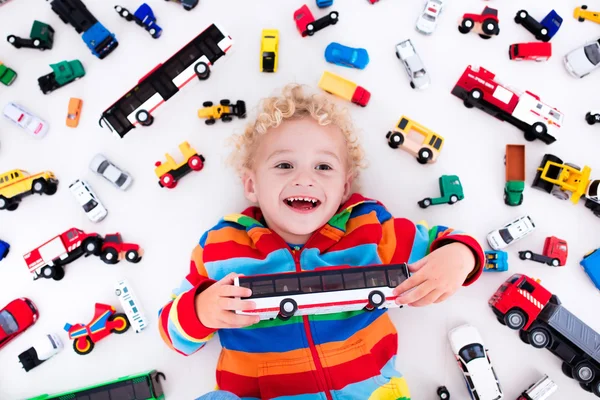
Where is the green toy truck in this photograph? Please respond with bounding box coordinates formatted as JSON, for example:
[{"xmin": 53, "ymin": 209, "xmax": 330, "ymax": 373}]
[
  {"xmin": 0, "ymin": 61, "xmax": 17, "ymax": 86},
  {"xmin": 38, "ymin": 60, "xmax": 85, "ymax": 94},
  {"xmin": 7, "ymin": 20, "xmax": 55, "ymax": 50},
  {"xmin": 505, "ymin": 144, "xmax": 525, "ymax": 206},
  {"xmin": 418, "ymin": 175, "xmax": 464, "ymax": 208}
]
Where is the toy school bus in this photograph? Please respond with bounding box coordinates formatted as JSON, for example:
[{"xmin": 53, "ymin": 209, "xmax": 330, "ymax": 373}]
[
  {"xmin": 235, "ymin": 263, "xmax": 409, "ymax": 320},
  {"xmin": 386, "ymin": 116, "xmax": 444, "ymax": 164}
]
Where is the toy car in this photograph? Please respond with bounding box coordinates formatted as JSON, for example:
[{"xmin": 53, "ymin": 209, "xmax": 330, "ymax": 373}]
[
  {"xmin": 564, "ymin": 39, "xmax": 600, "ymax": 78},
  {"xmin": 574, "ymin": 5, "xmax": 600, "ymax": 24},
  {"xmin": 509, "ymin": 42, "xmax": 552, "ymax": 62},
  {"xmin": 64, "ymin": 303, "xmax": 130, "ymax": 355},
  {"xmin": 100, "ymin": 233, "xmax": 142, "ymax": 264},
  {"xmin": 487, "ymin": 215, "xmax": 536, "ymax": 250},
  {"xmin": 115, "ymin": 279, "xmax": 147, "ymax": 332},
  {"xmin": 66, "ymin": 97, "xmax": 82, "ymax": 128},
  {"xmin": 458, "ymin": 6, "xmax": 499, "ymax": 39},
  {"xmin": 519, "ymin": 236, "xmax": 568, "ymax": 267},
  {"xmin": 514, "ymin": 10, "xmax": 563, "ymax": 42},
  {"xmin": 89, "ymin": 154, "xmax": 133, "ymax": 191},
  {"xmin": 38, "ymin": 60, "xmax": 85, "ymax": 94},
  {"xmin": 294, "ymin": 4, "xmax": 339, "ymax": 37},
  {"xmin": 260, "ymin": 29, "xmax": 279, "ymax": 73},
  {"xmin": 7, "ymin": 20, "xmax": 54, "ymax": 50},
  {"xmin": 448, "ymin": 324, "xmax": 503, "ymax": 400},
  {"xmin": 581, "ymin": 248, "xmax": 600, "ymax": 290},
  {"xmin": 3, "ymin": 103, "xmax": 49, "ymax": 139},
  {"xmin": 164, "ymin": 0, "xmax": 197, "ymax": 11},
  {"xmin": 416, "ymin": 0, "xmax": 445, "ymax": 35},
  {"xmin": 484, "ymin": 250, "xmax": 508, "ymax": 272},
  {"xmin": 0, "ymin": 239, "xmax": 9, "ymax": 261},
  {"xmin": 0, "ymin": 61, "xmax": 17, "ymax": 86},
  {"xmin": 437, "ymin": 386, "xmax": 450, "ymax": 400},
  {"xmin": 386, "ymin": 116, "xmax": 443, "ymax": 164},
  {"xmin": 0, "ymin": 169, "xmax": 58, "ymax": 211},
  {"xmin": 586, "ymin": 110, "xmax": 600, "ymax": 125},
  {"xmin": 198, "ymin": 100, "xmax": 246, "ymax": 125},
  {"xmin": 18, "ymin": 333, "xmax": 63, "ymax": 371},
  {"xmin": 418, "ymin": 175, "xmax": 463, "ymax": 208},
  {"xmin": 518, "ymin": 375, "xmax": 557, "ymax": 400},
  {"xmin": 114, "ymin": 3, "xmax": 162, "ymax": 39},
  {"xmin": 395, "ymin": 39, "xmax": 430, "ymax": 89},
  {"xmin": 68, "ymin": 179, "xmax": 108, "ymax": 223},
  {"xmin": 324, "ymin": 42, "xmax": 369, "ymax": 69},
  {"xmin": 319, "ymin": 71, "xmax": 371, "ymax": 107},
  {"xmin": 316, "ymin": 0, "xmax": 332, "ymax": 7},
  {"xmin": 155, "ymin": 141, "xmax": 205, "ymax": 189},
  {"xmin": 0, "ymin": 298, "xmax": 38, "ymax": 350}
]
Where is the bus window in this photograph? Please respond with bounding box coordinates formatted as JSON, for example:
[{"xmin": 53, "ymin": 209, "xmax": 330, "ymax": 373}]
[
  {"xmin": 433, "ymin": 137, "xmax": 442, "ymax": 150},
  {"xmin": 429, "ymin": 135, "xmax": 436, "ymax": 146},
  {"xmin": 387, "ymin": 268, "xmax": 407, "ymax": 287},
  {"xmin": 178, "ymin": 45, "xmax": 202, "ymax": 68},
  {"xmin": 109, "ymin": 384, "xmax": 135, "ymax": 398},
  {"xmin": 300, "ymin": 276, "xmax": 323, "ymax": 293},
  {"xmin": 251, "ymin": 280, "xmax": 275, "ymax": 296},
  {"xmin": 163, "ymin": 58, "xmax": 186, "ymax": 80},
  {"xmin": 398, "ymin": 118, "xmax": 409, "ymax": 130},
  {"xmin": 343, "ymin": 272, "xmax": 366, "ymax": 289},
  {"xmin": 133, "ymin": 379, "xmax": 153, "ymax": 398},
  {"xmin": 322, "ymin": 274, "xmax": 343, "ymax": 291},
  {"xmin": 275, "ymin": 277, "xmax": 300, "ymax": 293},
  {"xmin": 239, "ymin": 281, "xmax": 251, "ymax": 291},
  {"xmin": 365, "ymin": 270, "xmax": 387, "ymax": 287}
]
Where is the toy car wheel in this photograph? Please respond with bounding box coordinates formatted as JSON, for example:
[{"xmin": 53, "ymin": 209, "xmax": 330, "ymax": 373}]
[
  {"xmin": 121, "ymin": 9, "xmax": 129, "ymax": 17},
  {"xmin": 528, "ymin": 327, "xmax": 551, "ymax": 348},
  {"xmin": 160, "ymin": 173, "xmax": 177, "ymax": 189},
  {"xmin": 329, "ymin": 12, "xmax": 339, "ymax": 24},
  {"xmin": 0, "ymin": 195, "xmax": 9, "ymax": 210},
  {"xmin": 582, "ymin": 382, "xmax": 593, "ymax": 392},
  {"xmin": 73, "ymin": 337, "xmax": 94, "ymax": 355},
  {"xmin": 135, "ymin": 110, "xmax": 154, "ymax": 126},
  {"xmin": 481, "ymin": 19, "xmax": 498, "ymax": 35},
  {"xmin": 101, "ymin": 248, "xmax": 120, "ymax": 265},
  {"xmin": 515, "ymin": 10, "xmax": 528, "ymax": 23},
  {"xmin": 368, "ymin": 290, "xmax": 385, "ymax": 308},
  {"xmin": 410, "ymin": 82, "xmax": 415, "ymax": 89},
  {"xmin": 115, "ymin": 5, "xmax": 122, "ymax": 12},
  {"xmin": 32, "ymin": 179, "xmax": 47, "ymax": 194},
  {"xmin": 203, "ymin": 101, "xmax": 213, "ymax": 107},
  {"xmin": 585, "ymin": 112, "xmax": 597, "ymax": 125},
  {"xmin": 188, "ymin": 155, "xmax": 204, "ymax": 171},
  {"xmin": 125, "ymin": 249, "xmax": 141, "ymax": 263},
  {"xmin": 579, "ymin": 17, "xmax": 586, "ymax": 22},
  {"xmin": 6, "ymin": 202, "xmax": 19, "ymax": 211},
  {"xmin": 574, "ymin": 361, "xmax": 596, "ymax": 383},
  {"xmin": 6, "ymin": 35, "xmax": 18, "ymax": 47},
  {"xmin": 417, "ymin": 148, "xmax": 432, "ymax": 164},
  {"xmin": 582, "ymin": 5, "xmax": 589, "ymax": 9},
  {"xmin": 504, "ymin": 308, "xmax": 527, "ymax": 330},
  {"xmin": 194, "ymin": 62, "xmax": 210, "ymax": 80},
  {"xmin": 52, "ymin": 265, "xmax": 65, "ymax": 281},
  {"xmin": 82, "ymin": 237, "xmax": 102, "ymax": 256},
  {"xmin": 388, "ymin": 132, "xmax": 403, "ymax": 149},
  {"xmin": 437, "ymin": 386, "xmax": 450, "ymax": 400},
  {"xmin": 205, "ymin": 118, "xmax": 216, "ymax": 125},
  {"xmin": 306, "ymin": 24, "xmax": 315, "ymax": 36},
  {"xmin": 222, "ymin": 115, "xmax": 233, "ymax": 122},
  {"xmin": 459, "ymin": 18, "xmax": 474, "ymax": 33},
  {"xmin": 550, "ymin": 187, "xmax": 570, "ymax": 201},
  {"xmin": 41, "ymin": 266, "xmax": 56, "ymax": 279},
  {"xmin": 449, "ymin": 195, "xmax": 459, "ymax": 204},
  {"xmin": 519, "ymin": 251, "xmax": 533, "ymax": 260},
  {"xmin": 469, "ymin": 89, "xmax": 482, "ymax": 102},
  {"xmin": 32, "ymin": 39, "xmax": 41, "ymax": 48},
  {"xmin": 220, "ymin": 99, "xmax": 231, "ymax": 106},
  {"xmin": 45, "ymin": 182, "xmax": 58, "ymax": 195},
  {"xmin": 550, "ymin": 258, "xmax": 560, "ymax": 267},
  {"xmin": 279, "ymin": 298, "xmax": 297, "ymax": 319},
  {"xmin": 419, "ymin": 198, "xmax": 432, "ymax": 209}
]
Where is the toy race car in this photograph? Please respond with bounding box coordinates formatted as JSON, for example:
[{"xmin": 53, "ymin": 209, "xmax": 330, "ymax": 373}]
[
  {"xmin": 436, "ymin": 386, "xmax": 450, "ymax": 400},
  {"xmin": 0, "ymin": 239, "xmax": 9, "ymax": 261},
  {"xmin": 514, "ymin": 9, "xmax": 563, "ymax": 42},
  {"xmin": 89, "ymin": 154, "xmax": 133, "ymax": 190},
  {"xmin": 7, "ymin": 20, "xmax": 54, "ymax": 50},
  {"xmin": 0, "ymin": 169, "xmax": 58, "ymax": 211},
  {"xmin": 66, "ymin": 97, "xmax": 83, "ymax": 128},
  {"xmin": 154, "ymin": 141, "xmax": 205, "ymax": 189},
  {"xmin": 114, "ymin": 3, "xmax": 162, "ymax": 38},
  {"xmin": 260, "ymin": 29, "xmax": 279, "ymax": 72},
  {"xmin": 586, "ymin": 110, "xmax": 600, "ymax": 125},
  {"xmin": 64, "ymin": 303, "xmax": 130, "ymax": 355},
  {"xmin": 0, "ymin": 298, "xmax": 39, "ymax": 351},
  {"xmin": 574, "ymin": 5, "xmax": 600, "ymax": 24},
  {"xmin": 395, "ymin": 39, "xmax": 429, "ymax": 89},
  {"xmin": 484, "ymin": 250, "xmax": 508, "ymax": 272},
  {"xmin": 198, "ymin": 100, "xmax": 246, "ymax": 125},
  {"xmin": 18, "ymin": 333, "xmax": 63, "ymax": 371},
  {"xmin": 458, "ymin": 6, "xmax": 500, "ymax": 39},
  {"xmin": 0, "ymin": 61, "xmax": 17, "ymax": 86},
  {"xmin": 324, "ymin": 42, "xmax": 369, "ymax": 69},
  {"xmin": 38, "ymin": 60, "xmax": 85, "ymax": 94},
  {"xmin": 294, "ymin": 4, "xmax": 339, "ymax": 37}
]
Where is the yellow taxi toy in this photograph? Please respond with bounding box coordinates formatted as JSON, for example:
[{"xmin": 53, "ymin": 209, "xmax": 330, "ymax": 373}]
[
  {"xmin": 260, "ymin": 29, "xmax": 279, "ymax": 72},
  {"xmin": 197, "ymin": 99, "xmax": 246, "ymax": 125},
  {"xmin": 574, "ymin": 5, "xmax": 600, "ymax": 24},
  {"xmin": 0, "ymin": 169, "xmax": 58, "ymax": 211}
]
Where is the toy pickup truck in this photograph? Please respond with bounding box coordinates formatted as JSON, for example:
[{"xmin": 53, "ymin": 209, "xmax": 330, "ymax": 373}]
[
  {"xmin": 38, "ymin": 60, "xmax": 85, "ymax": 94},
  {"xmin": 418, "ymin": 175, "xmax": 464, "ymax": 208},
  {"xmin": 7, "ymin": 20, "xmax": 54, "ymax": 50}
]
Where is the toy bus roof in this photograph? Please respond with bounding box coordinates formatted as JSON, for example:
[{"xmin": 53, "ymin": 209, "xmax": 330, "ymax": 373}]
[{"xmin": 238, "ymin": 263, "xmax": 408, "ymax": 281}]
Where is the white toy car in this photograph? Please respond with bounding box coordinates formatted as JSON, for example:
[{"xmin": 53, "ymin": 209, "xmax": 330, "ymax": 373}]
[
  {"xmin": 487, "ymin": 215, "xmax": 535, "ymax": 250},
  {"xmin": 416, "ymin": 0, "xmax": 445, "ymax": 35},
  {"xmin": 2, "ymin": 102, "xmax": 49, "ymax": 139},
  {"xmin": 395, "ymin": 39, "xmax": 430, "ymax": 89},
  {"xmin": 115, "ymin": 279, "xmax": 147, "ymax": 333},
  {"xmin": 564, "ymin": 39, "xmax": 600, "ymax": 78},
  {"xmin": 68, "ymin": 179, "xmax": 108, "ymax": 223},
  {"xmin": 448, "ymin": 324, "xmax": 503, "ymax": 400},
  {"xmin": 18, "ymin": 333, "xmax": 63, "ymax": 372},
  {"xmin": 89, "ymin": 154, "xmax": 133, "ymax": 191}
]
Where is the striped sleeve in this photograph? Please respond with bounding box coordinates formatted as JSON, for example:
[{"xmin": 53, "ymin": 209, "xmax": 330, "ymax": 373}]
[{"xmin": 158, "ymin": 243, "xmax": 218, "ymax": 356}]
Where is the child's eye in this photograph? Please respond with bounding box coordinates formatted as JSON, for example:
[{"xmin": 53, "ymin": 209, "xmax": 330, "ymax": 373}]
[
  {"xmin": 275, "ymin": 162, "xmax": 293, "ymax": 169},
  {"xmin": 315, "ymin": 164, "xmax": 332, "ymax": 171}
]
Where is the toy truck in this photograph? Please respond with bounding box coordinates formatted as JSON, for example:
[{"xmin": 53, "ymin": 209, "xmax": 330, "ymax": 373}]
[
  {"xmin": 0, "ymin": 239, "xmax": 9, "ymax": 261},
  {"xmin": 386, "ymin": 116, "xmax": 444, "ymax": 164},
  {"xmin": 197, "ymin": 99, "xmax": 246, "ymax": 125},
  {"xmin": 581, "ymin": 248, "xmax": 600, "ymax": 291},
  {"xmin": 518, "ymin": 236, "xmax": 568, "ymax": 267},
  {"xmin": 418, "ymin": 175, "xmax": 464, "ymax": 208},
  {"xmin": 509, "ymin": 42, "xmax": 552, "ymax": 62},
  {"xmin": 48, "ymin": 0, "xmax": 118, "ymax": 59},
  {"xmin": 451, "ymin": 65, "xmax": 563, "ymax": 144},
  {"xmin": 114, "ymin": 3, "xmax": 162, "ymax": 39},
  {"xmin": 18, "ymin": 333, "xmax": 63, "ymax": 372},
  {"xmin": 38, "ymin": 60, "xmax": 85, "ymax": 94},
  {"xmin": 458, "ymin": 6, "xmax": 500, "ymax": 39},
  {"xmin": 7, "ymin": 20, "xmax": 54, "ymax": 50},
  {"xmin": 490, "ymin": 274, "xmax": 600, "ymax": 396},
  {"xmin": 0, "ymin": 169, "xmax": 58, "ymax": 211},
  {"xmin": 318, "ymin": 71, "xmax": 370, "ymax": 107},
  {"xmin": 484, "ymin": 250, "xmax": 508, "ymax": 272},
  {"xmin": 0, "ymin": 61, "xmax": 17, "ymax": 86},
  {"xmin": 505, "ymin": 144, "xmax": 526, "ymax": 206},
  {"xmin": 518, "ymin": 375, "xmax": 557, "ymax": 400},
  {"xmin": 154, "ymin": 141, "xmax": 205, "ymax": 189},
  {"xmin": 514, "ymin": 10, "xmax": 563, "ymax": 42}
]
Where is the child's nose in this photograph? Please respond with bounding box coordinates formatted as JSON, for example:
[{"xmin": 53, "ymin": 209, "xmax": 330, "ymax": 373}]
[{"xmin": 292, "ymin": 172, "xmax": 314, "ymax": 187}]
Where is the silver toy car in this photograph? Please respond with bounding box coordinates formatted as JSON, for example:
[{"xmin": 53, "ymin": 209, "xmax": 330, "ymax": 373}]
[
  {"xmin": 395, "ymin": 39, "xmax": 430, "ymax": 89},
  {"xmin": 89, "ymin": 154, "xmax": 133, "ymax": 191}
]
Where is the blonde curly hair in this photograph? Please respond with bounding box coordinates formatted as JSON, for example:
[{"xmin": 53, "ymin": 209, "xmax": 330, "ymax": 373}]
[{"xmin": 230, "ymin": 84, "xmax": 365, "ymax": 181}]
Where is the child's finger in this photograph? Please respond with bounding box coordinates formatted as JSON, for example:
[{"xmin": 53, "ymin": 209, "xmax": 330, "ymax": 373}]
[
  {"xmin": 407, "ymin": 256, "xmax": 428, "ymax": 273},
  {"xmin": 218, "ymin": 298, "xmax": 256, "ymax": 311},
  {"xmin": 219, "ymin": 284, "xmax": 252, "ymax": 299},
  {"xmin": 409, "ymin": 289, "xmax": 444, "ymax": 307},
  {"xmin": 216, "ymin": 272, "xmax": 241, "ymax": 286},
  {"xmin": 393, "ymin": 271, "xmax": 427, "ymax": 296},
  {"xmin": 434, "ymin": 292, "xmax": 452, "ymax": 304},
  {"xmin": 395, "ymin": 279, "xmax": 434, "ymax": 304},
  {"xmin": 219, "ymin": 311, "xmax": 260, "ymax": 328}
]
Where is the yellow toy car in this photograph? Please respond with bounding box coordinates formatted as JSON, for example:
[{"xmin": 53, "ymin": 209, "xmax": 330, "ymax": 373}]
[
  {"xmin": 197, "ymin": 99, "xmax": 246, "ymax": 125},
  {"xmin": 154, "ymin": 141, "xmax": 205, "ymax": 189},
  {"xmin": 260, "ymin": 29, "xmax": 279, "ymax": 72},
  {"xmin": 574, "ymin": 5, "xmax": 600, "ymax": 23},
  {"xmin": 0, "ymin": 169, "xmax": 58, "ymax": 211},
  {"xmin": 385, "ymin": 116, "xmax": 444, "ymax": 164}
]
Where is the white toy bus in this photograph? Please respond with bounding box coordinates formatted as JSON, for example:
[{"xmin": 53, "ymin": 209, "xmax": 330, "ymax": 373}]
[
  {"xmin": 115, "ymin": 279, "xmax": 147, "ymax": 333},
  {"xmin": 235, "ymin": 263, "xmax": 409, "ymax": 320}
]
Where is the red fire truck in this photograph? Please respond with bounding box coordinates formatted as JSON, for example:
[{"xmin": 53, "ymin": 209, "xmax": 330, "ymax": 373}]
[
  {"xmin": 490, "ymin": 274, "xmax": 600, "ymax": 397},
  {"xmin": 451, "ymin": 65, "xmax": 563, "ymax": 145}
]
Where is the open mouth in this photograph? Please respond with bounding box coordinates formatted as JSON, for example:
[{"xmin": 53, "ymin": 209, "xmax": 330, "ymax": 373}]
[{"xmin": 284, "ymin": 196, "xmax": 321, "ymax": 212}]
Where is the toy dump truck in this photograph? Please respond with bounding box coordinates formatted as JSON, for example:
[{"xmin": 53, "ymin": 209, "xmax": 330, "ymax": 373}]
[
  {"xmin": 418, "ymin": 175, "xmax": 464, "ymax": 208},
  {"xmin": 505, "ymin": 144, "xmax": 526, "ymax": 206}
]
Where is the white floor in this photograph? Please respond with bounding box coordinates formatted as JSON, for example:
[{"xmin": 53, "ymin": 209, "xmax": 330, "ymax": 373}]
[{"xmin": 1, "ymin": 0, "xmax": 599, "ymax": 399}]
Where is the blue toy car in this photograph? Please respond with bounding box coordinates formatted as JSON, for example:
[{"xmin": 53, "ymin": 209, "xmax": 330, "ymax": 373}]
[
  {"xmin": 581, "ymin": 248, "xmax": 600, "ymax": 290},
  {"xmin": 0, "ymin": 239, "xmax": 9, "ymax": 261},
  {"xmin": 115, "ymin": 4, "xmax": 162, "ymax": 39},
  {"xmin": 324, "ymin": 42, "xmax": 369, "ymax": 70},
  {"xmin": 484, "ymin": 250, "xmax": 508, "ymax": 272},
  {"xmin": 316, "ymin": 0, "xmax": 333, "ymax": 8}
]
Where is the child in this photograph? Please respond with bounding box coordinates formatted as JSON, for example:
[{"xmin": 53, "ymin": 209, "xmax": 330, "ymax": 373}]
[{"xmin": 158, "ymin": 84, "xmax": 484, "ymax": 400}]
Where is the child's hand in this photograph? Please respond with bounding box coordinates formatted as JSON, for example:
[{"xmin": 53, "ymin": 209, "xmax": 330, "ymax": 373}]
[
  {"xmin": 195, "ymin": 273, "xmax": 260, "ymax": 329},
  {"xmin": 392, "ymin": 243, "xmax": 476, "ymax": 307}
]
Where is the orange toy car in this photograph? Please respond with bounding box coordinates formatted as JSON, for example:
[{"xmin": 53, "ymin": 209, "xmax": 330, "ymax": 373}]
[{"xmin": 66, "ymin": 97, "xmax": 82, "ymax": 128}]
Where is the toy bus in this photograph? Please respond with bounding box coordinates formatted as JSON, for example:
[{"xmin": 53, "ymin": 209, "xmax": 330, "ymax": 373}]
[
  {"xmin": 386, "ymin": 116, "xmax": 444, "ymax": 164},
  {"xmin": 235, "ymin": 263, "xmax": 409, "ymax": 320},
  {"xmin": 115, "ymin": 279, "xmax": 148, "ymax": 333}
]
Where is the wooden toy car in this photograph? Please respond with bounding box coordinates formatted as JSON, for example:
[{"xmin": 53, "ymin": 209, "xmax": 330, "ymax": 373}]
[
  {"xmin": 487, "ymin": 215, "xmax": 535, "ymax": 250},
  {"xmin": 519, "ymin": 236, "xmax": 568, "ymax": 267},
  {"xmin": 38, "ymin": 60, "xmax": 85, "ymax": 94},
  {"xmin": 324, "ymin": 42, "xmax": 369, "ymax": 69},
  {"xmin": 531, "ymin": 153, "xmax": 595, "ymax": 204},
  {"xmin": 260, "ymin": 29, "xmax": 279, "ymax": 72},
  {"xmin": 0, "ymin": 298, "xmax": 38, "ymax": 351},
  {"xmin": 458, "ymin": 6, "xmax": 500, "ymax": 39},
  {"xmin": 154, "ymin": 141, "xmax": 205, "ymax": 189},
  {"xmin": 7, "ymin": 20, "xmax": 54, "ymax": 50},
  {"xmin": 0, "ymin": 239, "xmax": 9, "ymax": 261},
  {"xmin": 395, "ymin": 39, "xmax": 430, "ymax": 89},
  {"xmin": 581, "ymin": 248, "xmax": 600, "ymax": 290},
  {"xmin": 115, "ymin": 279, "xmax": 147, "ymax": 332},
  {"xmin": 484, "ymin": 250, "xmax": 508, "ymax": 272},
  {"xmin": 3, "ymin": 103, "xmax": 49, "ymax": 139},
  {"xmin": 0, "ymin": 61, "xmax": 17, "ymax": 86},
  {"xmin": 64, "ymin": 303, "xmax": 130, "ymax": 355},
  {"xmin": 114, "ymin": 3, "xmax": 162, "ymax": 38},
  {"xmin": 69, "ymin": 179, "xmax": 108, "ymax": 223},
  {"xmin": 89, "ymin": 154, "xmax": 133, "ymax": 190},
  {"xmin": 0, "ymin": 169, "xmax": 58, "ymax": 211},
  {"xmin": 509, "ymin": 42, "xmax": 552, "ymax": 62},
  {"xmin": 386, "ymin": 116, "xmax": 443, "ymax": 164},
  {"xmin": 318, "ymin": 71, "xmax": 370, "ymax": 107},
  {"xmin": 18, "ymin": 333, "xmax": 63, "ymax": 371},
  {"xmin": 294, "ymin": 4, "xmax": 339, "ymax": 37},
  {"xmin": 100, "ymin": 233, "xmax": 142, "ymax": 264},
  {"xmin": 586, "ymin": 110, "xmax": 600, "ymax": 125},
  {"xmin": 66, "ymin": 97, "xmax": 82, "ymax": 128},
  {"xmin": 505, "ymin": 144, "xmax": 525, "ymax": 206},
  {"xmin": 197, "ymin": 100, "xmax": 246, "ymax": 125},
  {"xmin": 418, "ymin": 175, "xmax": 464, "ymax": 208},
  {"xmin": 165, "ymin": 0, "xmax": 197, "ymax": 10},
  {"xmin": 574, "ymin": 5, "xmax": 600, "ymax": 24},
  {"xmin": 518, "ymin": 375, "xmax": 557, "ymax": 400},
  {"xmin": 514, "ymin": 10, "xmax": 563, "ymax": 42}
]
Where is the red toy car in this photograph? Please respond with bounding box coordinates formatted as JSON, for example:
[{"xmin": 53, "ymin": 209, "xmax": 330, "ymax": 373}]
[
  {"xmin": 64, "ymin": 303, "xmax": 130, "ymax": 355},
  {"xmin": 294, "ymin": 4, "xmax": 339, "ymax": 37},
  {"xmin": 458, "ymin": 6, "xmax": 500, "ymax": 39},
  {"xmin": 509, "ymin": 42, "xmax": 552, "ymax": 61},
  {"xmin": 0, "ymin": 298, "xmax": 38, "ymax": 350},
  {"xmin": 100, "ymin": 233, "xmax": 143, "ymax": 265}
]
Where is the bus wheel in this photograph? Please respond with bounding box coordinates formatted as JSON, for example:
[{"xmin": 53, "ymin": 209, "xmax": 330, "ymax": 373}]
[
  {"xmin": 136, "ymin": 110, "xmax": 154, "ymax": 126},
  {"xmin": 388, "ymin": 132, "xmax": 403, "ymax": 149},
  {"xmin": 41, "ymin": 266, "xmax": 56, "ymax": 279},
  {"xmin": 195, "ymin": 62, "xmax": 211, "ymax": 80},
  {"xmin": 417, "ymin": 148, "xmax": 432, "ymax": 164},
  {"xmin": 368, "ymin": 291, "xmax": 385, "ymax": 308},
  {"xmin": 504, "ymin": 308, "xmax": 526, "ymax": 330},
  {"xmin": 574, "ymin": 361, "xmax": 596, "ymax": 383},
  {"xmin": 279, "ymin": 299, "xmax": 297, "ymax": 319}
]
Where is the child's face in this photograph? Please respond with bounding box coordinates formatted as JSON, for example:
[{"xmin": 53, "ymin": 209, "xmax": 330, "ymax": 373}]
[{"xmin": 243, "ymin": 118, "xmax": 352, "ymax": 244}]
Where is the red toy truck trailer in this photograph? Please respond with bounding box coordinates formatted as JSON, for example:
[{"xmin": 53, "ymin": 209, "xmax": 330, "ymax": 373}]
[
  {"xmin": 490, "ymin": 274, "xmax": 600, "ymax": 397},
  {"xmin": 451, "ymin": 65, "xmax": 563, "ymax": 144},
  {"xmin": 519, "ymin": 236, "xmax": 568, "ymax": 267}
]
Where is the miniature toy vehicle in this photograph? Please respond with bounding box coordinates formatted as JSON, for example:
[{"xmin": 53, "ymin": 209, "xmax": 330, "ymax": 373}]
[
  {"xmin": 38, "ymin": 60, "xmax": 85, "ymax": 94},
  {"xmin": 165, "ymin": 0, "xmax": 198, "ymax": 11},
  {"xmin": 484, "ymin": 250, "xmax": 508, "ymax": 272},
  {"xmin": 0, "ymin": 298, "xmax": 38, "ymax": 351},
  {"xmin": 114, "ymin": 3, "xmax": 162, "ymax": 39},
  {"xmin": 519, "ymin": 236, "xmax": 568, "ymax": 267},
  {"xmin": 0, "ymin": 239, "xmax": 9, "ymax": 261},
  {"xmin": 155, "ymin": 141, "xmax": 205, "ymax": 189},
  {"xmin": 89, "ymin": 154, "xmax": 133, "ymax": 190},
  {"xmin": 581, "ymin": 248, "xmax": 600, "ymax": 290},
  {"xmin": 509, "ymin": 42, "xmax": 552, "ymax": 62},
  {"xmin": 69, "ymin": 179, "xmax": 108, "ymax": 223},
  {"xmin": 7, "ymin": 20, "xmax": 54, "ymax": 50},
  {"xmin": 325, "ymin": 42, "xmax": 369, "ymax": 69},
  {"xmin": 518, "ymin": 375, "xmax": 557, "ymax": 400},
  {"xmin": 260, "ymin": 29, "xmax": 279, "ymax": 72},
  {"xmin": 416, "ymin": 0, "xmax": 445, "ymax": 35},
  {"xmin": 564, "ymin": 39, "xmax": 600, "ymax": 79},
  {"xmin": 458, "ymin": 6, "xmax": 500, "ymax": 39},
  {"xmin": 197, "ymin": 99, "xmax": 247, "ymax": 125},
  {"xmin": 316, "ymin": 0, "xmax": 333, "ymax": 8},
  {"xmin": 531, "ymin": 154, "xmax": 595, "ymax": 205},
  {"xmin": 448, "ymin": 324, "xmax": 503, "ymax": 400},
  {"xmin": 395, "ymin": 39, "xmax": 430, "ymax": 89},
  {"xmin": 0, "ymin": 169, "xmax": 57, "ymax": 211},
  {"xmin": 505, "ymin": 144, "xmax": 525, "ymax": 206},
  {"xmin": 490, "ymin": 274, "xmax": 600, "ymax": 397},
  {"xmin": 0, "ymin": 61, "xmax": 17, "ymax": 86},
  {"xmin": 514, "ymin": 10, "xmax": 563, "ymax": 42},
  {"xmin": 294, "ymin": 4, "xmax": 339, "ymax": 37},
  {"xmin": 418, "ymin": 175, "xmax": 463, "ymax": 208},
  {"xmin": 487, "ymin": 215, "xmax": 535, "ymax": 250},
  {"xmin": 236, "ymin": 263, "xmax": 409, "ymax": 320},
  {"xmin": 64, "ymin": 303, "xmax": 130, "ymax": 355},
  {"xmin": 115, "ymin": 279, "xmax": 147, "ymax": 332},
  {"xmin": 367, "ymin": 0, "xmax": 379, "ymax": 3},
  {"xmin": 66, "ymin": 97, "xmax": 82, "ymax": 128},
  {"xmin": 18, "ymin": 333, "xmax": 63, "ymax": 371},
  {"xmin": 586, "ymin": 110, "xmax": 600, "ymax": 125},
  {"xmin": 100, "ymin": 233, "xmax": 142, "ymax": 264},
  {"xmin": 574, "ymin": 5, "xmax": 600, "ymax": 24},
  {"xmin": 452, "ymin": 65, "xmax": 564, "ymax": 144},
  {"xmin": 319, "ymin": 71, "xmax": 371, "ymax": 107},
  {"xmin": 437, "ymin": 386, "xmax": 450, "ymax": 399},
  {"xmin": 386, "ymin": 116, "xmax": 443, "ymax": 164},
  {"xmin": 585, "ymin": 180, "xmax": 600, "ymax": 218},
  {"xmin": 3, "ymin": 103, "xmax": 49, "ymax": 139}
]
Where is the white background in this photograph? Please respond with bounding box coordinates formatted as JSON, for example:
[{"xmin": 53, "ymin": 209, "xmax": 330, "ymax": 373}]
[{"xmin": 0, "ymin": 0, "xmax": 599, "ymax": 399}]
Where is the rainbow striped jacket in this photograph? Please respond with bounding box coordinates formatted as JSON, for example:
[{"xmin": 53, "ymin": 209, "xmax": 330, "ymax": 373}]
[{"xmin": 158, "ymin": 193, "xmax": 484, "ymax": 400}]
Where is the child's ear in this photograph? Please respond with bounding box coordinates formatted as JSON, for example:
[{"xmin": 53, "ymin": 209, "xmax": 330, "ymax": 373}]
[
  {"xmin": 342, "ymin": 172, "xmax": 354, "ymax": 202},
  {"xmin": 243, "ymin": 169, "xmax": 259, "ymax": 203}
]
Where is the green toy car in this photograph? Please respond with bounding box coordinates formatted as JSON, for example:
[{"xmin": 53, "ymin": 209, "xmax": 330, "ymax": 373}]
[
  {"xmin": 0, "ymin": 62, "xmax": 17, "ymax": 86},
  {"xmin": 38, "ymin": 60, "xmax": 85, "ymax": 94},
  {"xmin": 418, "ymin": 175, "xmax": 465, "ymax": 208}
]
